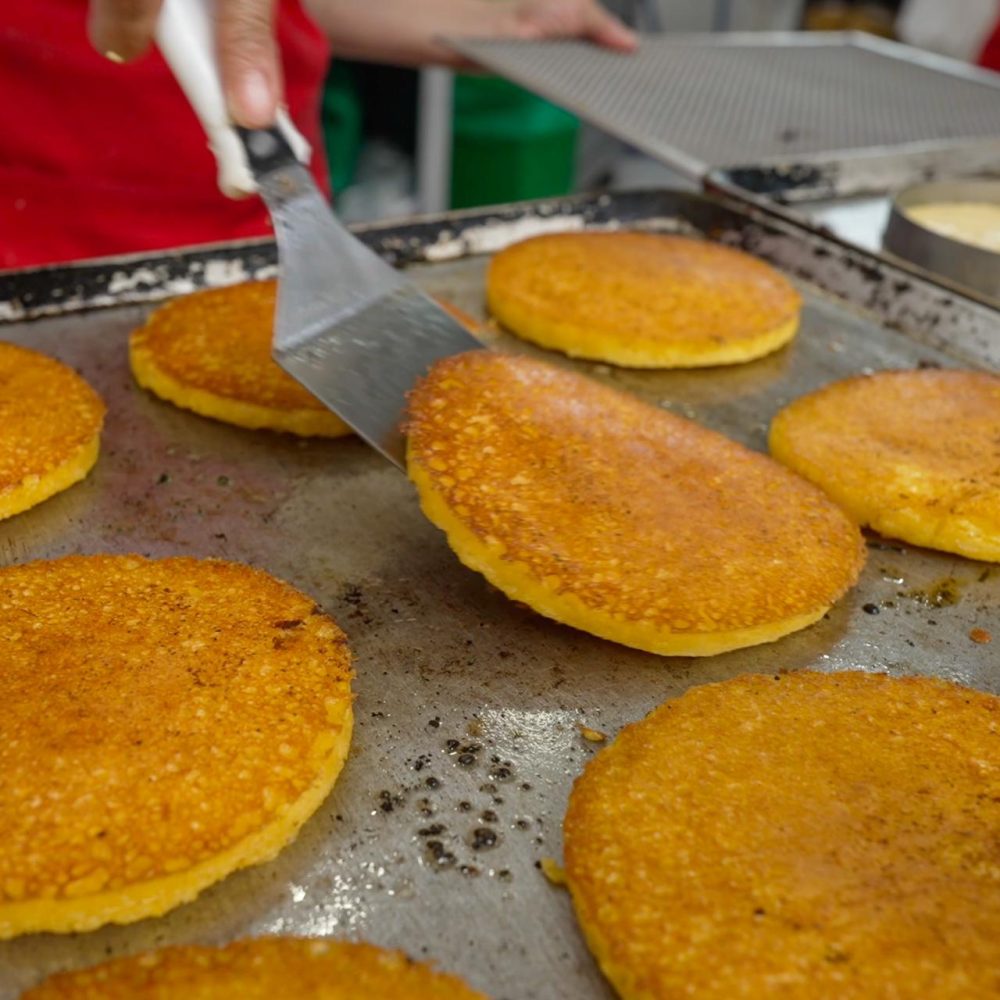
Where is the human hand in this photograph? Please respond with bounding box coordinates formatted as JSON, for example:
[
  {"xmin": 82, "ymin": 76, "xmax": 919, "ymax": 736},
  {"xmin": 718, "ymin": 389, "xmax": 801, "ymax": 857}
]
[
  {"xmin": 88, "ymin": 0, "xmax": 282, "ymax": 127},
  {"xmin": 502, "ymin": 0, "xmax": 637, "ymax": 52}
]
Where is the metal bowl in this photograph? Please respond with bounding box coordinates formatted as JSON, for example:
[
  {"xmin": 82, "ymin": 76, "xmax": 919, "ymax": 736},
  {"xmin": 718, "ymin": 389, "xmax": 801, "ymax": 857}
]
[{"xmin": 883, "ymin": 180, "xmax": 1000, "ymax": 302}]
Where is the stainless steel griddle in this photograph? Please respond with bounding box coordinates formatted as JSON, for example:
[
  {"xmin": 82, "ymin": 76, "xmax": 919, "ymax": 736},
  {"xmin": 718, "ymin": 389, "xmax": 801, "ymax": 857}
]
[{"xmin": 1, "ymin": 190, "xmax": 998, "ymax": 1000}]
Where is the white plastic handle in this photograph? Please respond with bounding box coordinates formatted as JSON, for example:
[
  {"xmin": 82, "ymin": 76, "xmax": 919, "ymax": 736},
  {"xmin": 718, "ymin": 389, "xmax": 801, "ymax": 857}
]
[{"xmin": 154, "ymin": 0, "xmax": 311, "ymax": 198}]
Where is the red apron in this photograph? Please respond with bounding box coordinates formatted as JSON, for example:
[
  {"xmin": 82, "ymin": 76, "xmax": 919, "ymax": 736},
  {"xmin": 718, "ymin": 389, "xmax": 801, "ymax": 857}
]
[{"xmin": 0, "ymin": 1, "xmax": 330, "ymax": 269}]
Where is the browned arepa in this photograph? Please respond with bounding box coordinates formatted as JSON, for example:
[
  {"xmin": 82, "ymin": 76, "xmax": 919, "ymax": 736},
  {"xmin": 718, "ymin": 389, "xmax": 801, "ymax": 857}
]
[
  {"xmin": 406, "ymin": 352, "xmax": 864, "ymax": 656},
  {"xmin": 486, "ymin": 232, "xmax": 801, "ymax": 367},
  {"xmin": 770, "ymin": 368, "xmax": 1000, "ymax": 562},
  {"xmin": 564, "ymin": 670, "xmax": 1000, "ymax": 999},
  {"xmin": 0, "ymin": 555, "xmax": 353, "ymax": 938},
  {"xmin": 22, "ymin": 938, "xmax": 488, "ymax": 999},
  {"xmin": 0, "ymin": 342, "xmax": 105, "ymax": 520},
  {"xmin": 130, "ymin": 279, "xmax": 351, "ymax": 437}
]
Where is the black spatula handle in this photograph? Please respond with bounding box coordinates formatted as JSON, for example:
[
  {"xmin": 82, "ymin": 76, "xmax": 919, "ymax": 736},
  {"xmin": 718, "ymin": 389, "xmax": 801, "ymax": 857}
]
[{"xmin": 235, "ymin": 126, "xmax": 299, "ymax": 178}]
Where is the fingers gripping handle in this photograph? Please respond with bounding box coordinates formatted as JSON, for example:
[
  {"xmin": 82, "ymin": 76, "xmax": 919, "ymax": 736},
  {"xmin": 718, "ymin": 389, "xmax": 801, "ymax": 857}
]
[{"xmin": 154, "ymin": 0, "xmax": 310, "ymax": 197}]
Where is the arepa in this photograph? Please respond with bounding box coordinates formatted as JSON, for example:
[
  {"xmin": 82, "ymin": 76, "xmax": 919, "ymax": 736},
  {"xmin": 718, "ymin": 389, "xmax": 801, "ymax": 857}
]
[
  {"xmin": 0, "ymin": 555, "xmax": 353, "ymax": 938},
  {"xmin": 564, "ymin": 671, "xmax": 1000, "ymax": 999},
  {"xmin": 770, "ymin": 369, "xmax": 1000, "ymax": 561},
  {"xmin": 486, "ymin": 232, "xmax": 801, "ymax": 367},
  {"xmin": 130, "ymin": 280, "xmax": 350, "ymax": 437},
  {"xmin": 22, "ymin": 937, "xmax": 486, "ymax": 1000},
  {"xmin": 0, "ymin": 342, "xmax": 105, "ymax": 521},
  {"xmin": 406, "ymin": 352, "xmax": 864, "ymax": 656}
]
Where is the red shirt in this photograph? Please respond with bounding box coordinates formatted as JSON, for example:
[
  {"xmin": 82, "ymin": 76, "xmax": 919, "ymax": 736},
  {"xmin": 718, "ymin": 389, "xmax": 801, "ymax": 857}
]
[
  {"xmin": 0, "ymin": 1, "xmax": 330, "ymax": 270},
  {"xmin": 979, "ymin": 16, "xmax": 1000, "ymax": 71}
]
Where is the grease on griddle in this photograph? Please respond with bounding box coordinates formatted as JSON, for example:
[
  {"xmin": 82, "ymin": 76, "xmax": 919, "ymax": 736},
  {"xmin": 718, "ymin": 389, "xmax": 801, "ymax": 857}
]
[{"xmin": 902, "ymin": 577, "xmax": 963, "ymax": 608}]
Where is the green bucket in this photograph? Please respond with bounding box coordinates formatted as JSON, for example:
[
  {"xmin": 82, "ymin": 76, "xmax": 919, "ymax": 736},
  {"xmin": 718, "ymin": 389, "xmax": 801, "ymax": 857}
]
[
  {"xmin": 321, "ymin": 62, "xmax": 363, "ymax": 194},
  {"xmin": 451, "ymin": 75, "xmax": 579, "ymax": 209}
]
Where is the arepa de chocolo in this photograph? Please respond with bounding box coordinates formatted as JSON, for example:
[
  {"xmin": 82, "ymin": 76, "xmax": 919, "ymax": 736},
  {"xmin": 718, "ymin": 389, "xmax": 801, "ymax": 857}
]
[
  {"xmin": 0, "ymin": 342, "xmax": 105, "ymax": 521},
  {"xmin": 406, "ymin": 352, "xmax": 864, "ymax": 656},
  {"xmin": 0, "ymin": 555, "xmax": 353, "ymax": 938},
  {"xmin": 770, "ymin": 368, "xmax": 1000, "ymax": 562},
  {"xmin": 129, "ymin": 279, "xmax": 351, "ymax": 437},
  {"xmin": 130, "ymin": 281, "xmax": 481, "ymax": 439},
  {"xmin": 22, "ymin": 937, "xmax": 488, "ymax": 999},
  {"xmin": 486, "ymin": 232, "xmax": 801, "ymax": 367},
  {"xmin": 563, "ymin": 671, "xmax": 1000, "ymax": 999}
]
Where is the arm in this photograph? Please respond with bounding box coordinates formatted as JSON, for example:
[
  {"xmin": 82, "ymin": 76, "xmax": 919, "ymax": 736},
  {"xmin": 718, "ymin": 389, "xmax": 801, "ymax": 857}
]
[
  {"xmin": 302, "ymin": 0, "xmax": 636, "ymax": 68},
  {"xmin": 88, "ymin": 0, "xmax": 634, "ymax": 127}
]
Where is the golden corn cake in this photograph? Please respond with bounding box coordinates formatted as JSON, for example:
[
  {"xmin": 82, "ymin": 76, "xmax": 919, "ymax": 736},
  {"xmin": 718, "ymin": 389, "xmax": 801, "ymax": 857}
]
[
  {"xmin": 406, "ymin": 352, "xmax": 864, "ymax": 656},
  {"xmin": 22, "ymin": 938, "xmax": 487, "ymax": 999},
  {"xmin": 770, "ymin": 369, "xmax": 1000, "ymax": 562},
  {"xmin": 0, "ymin": 555, "xmax": 353, "ymax": 939},
  {"xmin": 486, "ymin": 232, "xmax": 801, "ymax": 367},
  {"xmin": 130, "ymin": 279, "xmax": 351, "ymax": 437},
  {"xmin": 0, "ymin": 342, "xmax": 105, "ymax": 521},
  {"xmin": 564, "ymin": 671, "xmax": 1000, "ymax": 1000}
]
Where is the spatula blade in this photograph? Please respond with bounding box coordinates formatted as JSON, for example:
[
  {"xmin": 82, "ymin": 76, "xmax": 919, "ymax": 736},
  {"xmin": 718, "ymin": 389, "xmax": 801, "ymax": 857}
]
[
  {"xmin": 276, "ymin": 284, "xmax": 482, "ymax": 467},
  {"xmin": 252, "ymin": 150, "xmax": 481, "ymax": 468}
]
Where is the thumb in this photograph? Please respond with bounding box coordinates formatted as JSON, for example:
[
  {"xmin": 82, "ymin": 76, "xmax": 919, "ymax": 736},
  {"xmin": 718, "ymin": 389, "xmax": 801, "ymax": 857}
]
[
  {"xmin": 88, "ymin": 0, "xmax": 164, "ymax": 61},
  {"xmin": 583, "ymin": 3, "xmax": 638, "ymax": 51},
  {"xmin": 216, "ymin": 0, "xmax": 281, "ymax": 128}
]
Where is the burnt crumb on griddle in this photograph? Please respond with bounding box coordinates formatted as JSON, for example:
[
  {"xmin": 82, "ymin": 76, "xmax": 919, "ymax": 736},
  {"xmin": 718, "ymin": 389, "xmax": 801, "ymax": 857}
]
[
  {"xmin": 457, "ymin": 801, "xmax": 472, "ymax": 812},
  {"xmin": 417, "ymin": 823, "xmax": 445, "ymax": 837},
  {"xmin": 427, "ymin": 717, "xmax": 441, "ymax": 728},
  {"xmin": 902, "ymin": 579, "xmax": 962, "ymax": 608},
  {"xmin": 862, "ymin": 603, "xmax": 881, "ymax": 615},
  {"xmin": 341, "ymin": 584, "xmax": 364, "ymax": 605},
  {"xmin": 377, "ymin": 790, "xmax": 405, "ymax": 814},
  {"xmin": 469, "ymin": 827, "xmax": 499, "ymax": 851},
  {"xmin": 425, "ymin": 776, "xmax": 441, "ymax": 789},
  {"xmin": 447, "ymin": 741, "xmax": 482, "ymax": 768},
  {"xmin": 460, "ymin": 864, "xmax": 481, "ymax": 877},
  {"xmin": 424, "ymin": 840, "xmax": 456, "ymax": 868}
]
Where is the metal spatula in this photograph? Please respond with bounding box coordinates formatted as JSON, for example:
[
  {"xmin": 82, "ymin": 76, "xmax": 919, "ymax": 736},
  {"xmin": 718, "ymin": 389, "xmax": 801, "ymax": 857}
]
[{"xmin": 155, "ymin": 0, "xmax": 480, "ymax": 468}]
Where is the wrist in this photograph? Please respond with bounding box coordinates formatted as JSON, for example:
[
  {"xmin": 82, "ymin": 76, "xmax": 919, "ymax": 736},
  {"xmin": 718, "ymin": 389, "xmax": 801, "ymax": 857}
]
[{"xmin": 425, "ymin": 0, "xmax": 522, "ymax": 68}]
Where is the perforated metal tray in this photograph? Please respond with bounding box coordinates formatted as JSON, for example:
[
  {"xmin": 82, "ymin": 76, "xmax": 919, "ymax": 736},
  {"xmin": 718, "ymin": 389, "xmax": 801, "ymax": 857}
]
[
  {"xmin": 1, "ymin": 191, "xmax": 999, "ymax": 1000},
  {"xmin": 450, "ymin": 33, "xmax": 1000, "ymax": 176}
]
